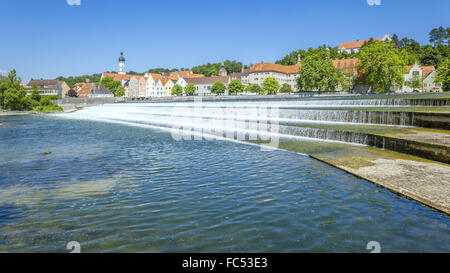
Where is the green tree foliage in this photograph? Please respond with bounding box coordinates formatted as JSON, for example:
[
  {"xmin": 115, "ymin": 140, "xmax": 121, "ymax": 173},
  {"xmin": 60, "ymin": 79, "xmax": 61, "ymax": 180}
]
[
  {"xmin": 191, "ymin": 60, "xmax": 243, "ymax": 77},
  {"xmin": 358, "ymin": 41, "xmax": 407, "ymax": 93},
  {"xmin": 429, "ymin": 26, "xmax": 448, "ymax": 46},
  {"xmin": 297, "ymin": 49, "xmax": 344, "ymax": 92},
  {"xmin": 57, "ymin": 74, "xmax": 101, "ymax": 87},
  {"xmin": 147, "ymin": 68, "xmax": 179, "ymax": 74},
  {"xmin": 211, "ymin": 81, "xmax": 226, "ymax": 95},
  {"xmin": 245, "ymin": 84, "xmax": 262, "ymax": 94},
  {"xmin": 184, "ymin": 83, "xmax": 196, "ymax": 96},
  {"xmin": 228, "ymin": 79, "xmax": 244, "ymax": 94},
  {"xmin": 435, "ymin": 58, "xmax": 450, "ymax": 91},
  {"xmin": 407, "ymin": 74, "xmax": 424, "ymax": 90},
  {"xmin": 30, "ymin": 85, "xmax": 41, "ymax": 101},
  {"xmin": 279, "ymin": 83, "xmax": 292, "ymax": 93},
  {"xmin": 171, "ymin": 84, "xmax": 183, "ymax": 96},
  {"xmin": 263, "ymin": 77, "xmax": 280, "ymax": 94},
  {"xmin": 0, "ymin": 69, "xmax": 30, "ymax": 110},
  {"xmin": 99, "ymin": 77, "xmax": 125, "ymax": 97}
]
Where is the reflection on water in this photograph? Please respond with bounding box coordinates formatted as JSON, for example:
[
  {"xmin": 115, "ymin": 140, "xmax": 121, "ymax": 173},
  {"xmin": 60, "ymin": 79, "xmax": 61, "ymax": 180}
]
[{"xmin": 0, "ymin": 115, "xmax": 449, "ymax": 253}]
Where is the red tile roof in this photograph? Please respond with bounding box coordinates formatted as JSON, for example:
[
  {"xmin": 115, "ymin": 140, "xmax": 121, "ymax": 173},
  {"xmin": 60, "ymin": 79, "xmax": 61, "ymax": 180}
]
[
  {"xmin": 250, "ymin": 63, "xmax": 301, "ymax": 74},
  {"xmin": 338, "ymin": 38, "xmax": 383, "ymax": 50},
  {"xmin": 406, "ymin": 65, "xmax": 436, "ymax": 79},
  {"xmin": 72, "ymin": 82, "xmax": 96, "ymax": 98},
  {"xmin": 250, "ymin": 59, "xmax": 359, "ymax": 76}
]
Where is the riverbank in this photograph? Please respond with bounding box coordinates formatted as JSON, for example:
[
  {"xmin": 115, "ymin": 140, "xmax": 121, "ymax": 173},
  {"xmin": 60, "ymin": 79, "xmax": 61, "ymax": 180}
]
[{"xmin": 0, "ymin": 110, "xmax": 36, "ymax": 116}]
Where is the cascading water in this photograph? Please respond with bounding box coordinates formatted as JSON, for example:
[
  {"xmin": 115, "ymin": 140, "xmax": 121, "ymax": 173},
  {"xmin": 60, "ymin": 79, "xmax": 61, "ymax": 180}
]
[{"xmin": 56, "ymin": 96, "xmax": 450, "ymax": 151}]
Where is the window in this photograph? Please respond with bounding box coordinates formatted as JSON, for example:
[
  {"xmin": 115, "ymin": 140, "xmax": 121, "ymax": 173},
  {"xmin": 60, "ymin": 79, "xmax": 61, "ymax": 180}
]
[{"xmin": 413, "ymin": 71, "xmax": 419, "ymax": 76}]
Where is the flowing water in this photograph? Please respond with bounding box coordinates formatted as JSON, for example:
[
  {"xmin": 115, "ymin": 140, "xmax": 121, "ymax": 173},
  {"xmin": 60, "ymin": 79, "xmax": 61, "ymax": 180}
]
[{"xmin": 0, "ymin": 99, "xmax": 449, "ymax": 252}]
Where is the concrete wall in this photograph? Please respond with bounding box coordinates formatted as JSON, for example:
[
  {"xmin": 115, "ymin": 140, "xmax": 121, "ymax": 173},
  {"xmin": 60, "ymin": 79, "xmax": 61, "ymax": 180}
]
[{"xmin": 54, "ymin": 97, "xmax": 124, "ymax": 112}]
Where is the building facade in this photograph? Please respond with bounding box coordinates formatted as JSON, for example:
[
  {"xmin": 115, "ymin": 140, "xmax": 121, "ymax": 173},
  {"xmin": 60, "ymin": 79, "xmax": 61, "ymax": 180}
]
[
  {"xmin": 185, "ymin": 76, "xmax": 230, "ymax": 96},
  {"xmin": 247, "ymin": 62, "xmax": 301, "ymax": 90},
  {"xmin": 402, "ymin": 63, "xmax": 441, "ymax": 93},
  {"xmin": 26, "ymin": 79, "xmax": 63, "ymax": 96}
]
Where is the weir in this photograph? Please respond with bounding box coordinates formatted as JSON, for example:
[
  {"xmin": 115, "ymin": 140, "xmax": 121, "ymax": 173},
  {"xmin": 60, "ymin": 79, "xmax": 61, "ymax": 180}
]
[{"xmin": 54, "ymin": 95, "xmax": 450, "ymax": 214}]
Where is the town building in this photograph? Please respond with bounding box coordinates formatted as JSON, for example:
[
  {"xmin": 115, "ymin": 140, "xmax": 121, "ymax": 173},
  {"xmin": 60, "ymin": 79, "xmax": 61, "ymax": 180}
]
[
  {"xmin": 89, "ymin": 84, "xmax": 114, "ymax": 98},
  {"xmin": 26, "ymin": 79, "xmax": 63, "ymax": 96},
  {"xmin": 60, "ymin": 81, "xmax": 70, "ymax": 98},
  {"xmin": 248, "ymin": 62, "xmax": 301, "ymax": 90},
  {"xmin": 185, "ymin": 76, "xmax": 230, "ymax": 96},
  {"xmin": 338, "ymin": 34, "xmax": 392, "ymax": 54},
  {"xmin": 127, "ymin": 75, "xmax": 147, "ymax": 98},
  {"xmin": 402, "ymin": 63, "xmax": 441, "ymax": 93},
  {"xmin": 72, "ymin": 82, "xmax": 96, "ymax": 98}
]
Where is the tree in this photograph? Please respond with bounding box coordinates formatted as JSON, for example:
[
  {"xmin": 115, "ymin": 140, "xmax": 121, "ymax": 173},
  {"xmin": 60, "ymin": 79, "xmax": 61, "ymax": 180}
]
[
  {"xmin": 184, "ymin": 83, "xmax": 196, "ymax": 96},
  {"xmin": 245, "ymin": 84, "xmax": 262, "ymax": 94},
  {"xmin": 297, "ymin": 48, "xmax": 344, "ymax": 91},
  {"xmin": 435, "ymin": 58, "xmax": 450, "ymax": 91},
  {"xmin": 0, "ymin": 69, "xmax": 30, "ymax": 110},
  {"xmin": 100, "ymin": 77, "xmax": 125, "ymax": 97},
  {"xmin": 228, "ymin": 79, "xmax": 244, "ymax": 94},
  {"xmin": 30, "ymin": 84, "xmax": 41, "ymax": 101},
  {"xmin": 391, "ymin": 34, "xmax": 401, "ymax": 48},
  {"xmin": 407, "ymin": 74, "xmax": 424, "ymax": 90},
  {"xmin": 358, "ymin": 41, "xmax": 408, "ymax": 93},
  {"xmin": 279, "ymin": 83, "xmax": 292, "ymax": 93},
  {"xmin": 57, "ymin": 73, "xmax": 101, "ymax": 87},
  {"xmin": 429, "ymin": 26, "xmax": 448, "ymax": 46},
  {"xmin": 211, "ymin": 81, "xmax": 226, "ymax": 95},
  {"xmin": 171, "ymin": 84, "xmax": 183, "ymax": 96},
  {"xmin": 191, "ymin": 60, "xmax": 244, "ymax": 77},
  {"xmin": 263, "ymin": 77, "xmax": 280, "ymax": 94}
]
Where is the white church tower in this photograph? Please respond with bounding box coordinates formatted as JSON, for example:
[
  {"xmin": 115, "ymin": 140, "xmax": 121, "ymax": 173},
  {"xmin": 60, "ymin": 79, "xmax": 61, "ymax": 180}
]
[{"xmin": 118, "ymin": 52, "xmax": 126, "ymax": 75}]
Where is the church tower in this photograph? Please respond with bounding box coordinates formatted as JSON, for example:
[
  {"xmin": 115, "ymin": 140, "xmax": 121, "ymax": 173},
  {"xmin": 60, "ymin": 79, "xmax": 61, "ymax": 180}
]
[
  {"xmin": 219, "ymin": 62, "xmax": 227, "ymax": 76},
  {"xmin": 119, "ymin": 52, "xmax": 126, "ymax": 75}
]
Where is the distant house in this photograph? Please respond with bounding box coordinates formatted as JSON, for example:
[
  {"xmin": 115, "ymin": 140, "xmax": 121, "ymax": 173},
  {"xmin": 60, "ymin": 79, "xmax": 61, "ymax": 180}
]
[
  {"xmin": 72, "ymin": 82, "xmax": 96, "ymax": 98},
  {"xmin": 162, "ymin": 77, "xmax": 176, "ymax": 97},
  {"xmin": 89, "ymin": 84, "xmax": 114, "ymax": 98},
  {"xmin": 241, "ymin": 69, "xmax": 250, "ymax": 85},
  {"xmin": 60, "ymin": 81, "xmax": 70, "ymax": 98},
  {"xmin": 401, "ymin": 63, "xmax": 441, "ymax": 93},
  {"xmin": 26, "ymin": 79, "xmax": 62, "ymax": 96},
  {"xmin": 185, "ymin": 76, "xmax": 230, "ymax": 96},
  {"xmin": 145, "ymin": 73, "xmax": 163, "ymax": 98},
  {"xmin": 338, "ymin": 34, "xmax": 392, "ymax": 54},
  {"xmin": 247, "ymin": 58, "xmax": 360, "ymax": 92},
  {"xmin": 248, "ymin": 62, "xmax": 301, "ymax": 90}
]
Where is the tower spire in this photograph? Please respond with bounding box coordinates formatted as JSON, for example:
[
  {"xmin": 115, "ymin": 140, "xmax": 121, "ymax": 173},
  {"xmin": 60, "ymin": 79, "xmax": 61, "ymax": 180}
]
[{"xmin": 119, "ymin": 52, "xmax": 126, "ymax": 75}]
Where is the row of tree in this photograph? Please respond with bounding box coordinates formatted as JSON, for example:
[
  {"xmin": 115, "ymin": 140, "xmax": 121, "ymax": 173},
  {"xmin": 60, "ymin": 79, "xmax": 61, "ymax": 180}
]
[
  {"xmin": 0, "ymin": 70, "xmax": 62, "ymax": 112},
  {"xmin": 191, "ymin": 60, "xmax": 247, "ymax": 77},
  {"xmin": 277, "ymin": 26, "xmax": 450, "ymax": 70}
]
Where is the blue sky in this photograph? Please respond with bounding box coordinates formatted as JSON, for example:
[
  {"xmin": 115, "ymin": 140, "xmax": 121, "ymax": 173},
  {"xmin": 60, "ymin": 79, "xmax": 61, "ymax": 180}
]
[{"xmin": 0, "ymin": 0, "xmax": 449, "ymax": 83}]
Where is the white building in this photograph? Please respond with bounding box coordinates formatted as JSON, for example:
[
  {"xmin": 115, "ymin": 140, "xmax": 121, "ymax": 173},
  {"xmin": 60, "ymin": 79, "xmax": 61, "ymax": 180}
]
[
  {"xmin": 338, "ymin": 34, "xmax": 392, "ymax": 54},
  {"xmin": 247, "ymin": 62, "xmax": 300, "ymax": 90},
  {"xmin": 401, "ymin": 63, "xmax": 442, "ymax": 93},
  {"xmin": 185, "ymin": 76, "xmax": 230, "ymax": 96}
]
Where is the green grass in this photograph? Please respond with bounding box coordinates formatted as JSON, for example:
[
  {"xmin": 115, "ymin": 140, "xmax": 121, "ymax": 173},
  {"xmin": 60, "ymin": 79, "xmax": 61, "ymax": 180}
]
[{"xmin": 32, "ymin": 105, "xmax": 63, "ymax": 113}]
